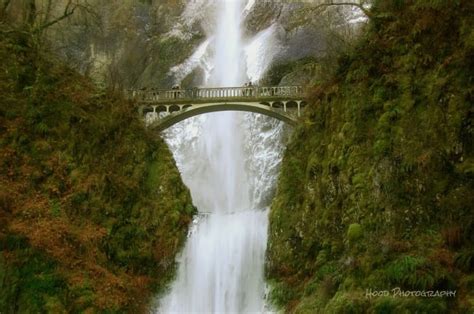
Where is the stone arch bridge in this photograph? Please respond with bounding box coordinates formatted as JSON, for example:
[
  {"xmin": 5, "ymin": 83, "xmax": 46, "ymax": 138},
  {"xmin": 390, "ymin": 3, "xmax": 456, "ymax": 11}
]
[{"xmin": 127, "ymin": 86, "xmax": 307, "ymax": 131}]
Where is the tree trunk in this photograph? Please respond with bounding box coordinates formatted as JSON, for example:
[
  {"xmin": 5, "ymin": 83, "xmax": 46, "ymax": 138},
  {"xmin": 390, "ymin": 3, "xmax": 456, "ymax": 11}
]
[
  {"xmin": 26, "ymin": 0, "xmax": 36, "ymax": 26},
  {"xmin": 0, "ymin": 0, "xmax": 12, "ymax": 20}
]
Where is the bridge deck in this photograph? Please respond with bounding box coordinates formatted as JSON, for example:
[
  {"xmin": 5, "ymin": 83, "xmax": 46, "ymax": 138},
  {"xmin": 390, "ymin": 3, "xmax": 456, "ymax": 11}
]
[
  {"xmin": 127, "ymin": 86, "xmax": 304, "ymax": 105},
  {"xmin": 128, "ymin": 85, "xmax": 307, "ymax": 130}
]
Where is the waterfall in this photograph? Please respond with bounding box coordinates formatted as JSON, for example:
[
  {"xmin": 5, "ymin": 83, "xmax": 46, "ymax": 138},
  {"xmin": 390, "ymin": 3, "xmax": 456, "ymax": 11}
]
[{"xmin": 156, "ymin": 1, "xmax": 285, "ymax": 312}]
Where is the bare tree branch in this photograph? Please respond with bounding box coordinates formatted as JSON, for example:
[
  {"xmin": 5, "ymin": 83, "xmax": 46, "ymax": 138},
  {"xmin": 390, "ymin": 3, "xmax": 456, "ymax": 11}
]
[
  {"xmin": 2, "ymin": 0, "xmax": 11, "ymax": 12},
  {"xmin": 309, "ymin": 1, "xmax": 372, "ymax": 19},
  {"xmin": 33, "ymin": 0, "xmax": 76, "ymax": 33},
  {"xmin": 43, "ymin": 0, "xmax": 53, "ymax": 26},
  {"xmin": 32, "ymin": 0, "xmax": 99, "ymax": 34},
  {"xmin": 0, "ymin": 0, "xmax": 11, "ymax": 21}
]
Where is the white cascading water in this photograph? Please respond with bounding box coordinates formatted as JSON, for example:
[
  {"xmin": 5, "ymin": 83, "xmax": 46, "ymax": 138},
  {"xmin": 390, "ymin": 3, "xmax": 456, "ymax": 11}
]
[{"xmin": 156, "ymin": 0, "xmax": 285, "ymax": 312}]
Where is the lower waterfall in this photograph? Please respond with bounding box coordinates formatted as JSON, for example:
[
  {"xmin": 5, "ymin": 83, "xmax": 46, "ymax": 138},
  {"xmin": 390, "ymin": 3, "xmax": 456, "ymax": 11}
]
[{"xmin": 156, "ymin": 1, "xmax": 286, "ymax": 312}]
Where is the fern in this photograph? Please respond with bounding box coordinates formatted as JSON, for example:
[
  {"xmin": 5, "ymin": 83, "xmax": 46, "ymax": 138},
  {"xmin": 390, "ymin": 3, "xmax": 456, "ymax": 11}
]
[
  {"xmin": 455, "ymin": 249, "xmax": 474, "ymax": 272},
  {"xmin": 386, "ymin": 256, "xmax": 427, "ymax": 288},
  {"xmin": 35, "ymin": 122, "xmax": 49, "ymax": 135}
]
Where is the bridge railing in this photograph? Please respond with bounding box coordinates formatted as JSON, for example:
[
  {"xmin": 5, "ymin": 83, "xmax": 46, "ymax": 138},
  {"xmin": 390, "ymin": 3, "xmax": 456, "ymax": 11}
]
[{"xmin": 127, "ymin": 86, "xmax": 304, "ymax": 103}]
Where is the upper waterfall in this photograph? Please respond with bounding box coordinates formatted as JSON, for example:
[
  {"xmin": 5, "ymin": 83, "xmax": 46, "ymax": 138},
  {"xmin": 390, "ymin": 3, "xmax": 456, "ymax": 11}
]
[{"xmin": 210, "ymin": 0, "xmax": 245, "ymax": 87}]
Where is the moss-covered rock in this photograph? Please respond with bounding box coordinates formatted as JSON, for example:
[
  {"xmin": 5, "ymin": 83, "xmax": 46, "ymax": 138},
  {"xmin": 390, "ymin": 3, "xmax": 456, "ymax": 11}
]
[
  {"xmin": 0, "ymin": 30, "xmax": 195, "ymax": 313},
  {"xmin": 347, "ymin": 223, "xmax": 363, "ymax": 242},
  {"xmin": 267, "ymin": 0, "xmax": 474, "ymax": 312}
]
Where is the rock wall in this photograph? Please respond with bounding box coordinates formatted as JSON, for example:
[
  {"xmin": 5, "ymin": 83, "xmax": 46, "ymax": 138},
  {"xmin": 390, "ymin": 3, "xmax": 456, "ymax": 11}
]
[{"xmin": 267, "ymin": 1, "xmax": 474, "ymax": 312}]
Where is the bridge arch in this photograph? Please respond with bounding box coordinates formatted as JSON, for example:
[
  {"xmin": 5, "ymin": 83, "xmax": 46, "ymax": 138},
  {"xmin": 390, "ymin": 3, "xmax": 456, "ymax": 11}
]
[
  {"xmin": 271, "ymin": 101, "xmax": 284, "ymax": 109},
  {"xmin": 169, "ymin": 105, "xmax": 181, "ymax": 112},
  {"xmin": 157, "ymin": 105, "xmax": 167, "ymax": 112},
  {"xmin": 286, "ymin": 101, "xmax": 298, "ymax": 109},
  {"xmin": 147, "ymin": 102, "xmax": 297, "ymax": 131}
]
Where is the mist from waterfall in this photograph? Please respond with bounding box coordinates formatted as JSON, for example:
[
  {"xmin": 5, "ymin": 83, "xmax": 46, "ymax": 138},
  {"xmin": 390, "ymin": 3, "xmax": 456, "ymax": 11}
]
[{"xmin": 156, "ymin": 0, "xmax": 285, "ymax": 312}]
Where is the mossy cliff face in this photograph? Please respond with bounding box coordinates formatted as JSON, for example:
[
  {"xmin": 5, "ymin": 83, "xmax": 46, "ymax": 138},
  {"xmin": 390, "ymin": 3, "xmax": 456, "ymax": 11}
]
[
  {"xmin": 0, "ymin": 31, "xmax": 195, "ymax": 313},
  {"xmin": 40, "ymin": 0, "xmax": 203, "ymax": 88},
  {"xmin": 267, "ymin": 1, "xmax": 474, "ymax": 313}
]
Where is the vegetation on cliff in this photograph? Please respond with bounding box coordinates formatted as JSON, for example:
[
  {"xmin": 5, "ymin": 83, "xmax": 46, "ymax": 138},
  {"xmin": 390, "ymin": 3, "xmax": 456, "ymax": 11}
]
[
  {"xmin": 1, "ymin": 0, "xmax": 202, "ymax": 89},
  {"xmin": 267, "ymin": 0, "xmax": 474, "ymax": 312},
  {"xmin": 0, "ymin": 29, "xmax": 195, "ymax": 312}
]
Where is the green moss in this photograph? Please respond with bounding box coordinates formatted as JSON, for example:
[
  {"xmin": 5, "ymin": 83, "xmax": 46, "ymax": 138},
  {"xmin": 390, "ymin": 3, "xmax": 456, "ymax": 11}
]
[
  {"xmin": 372, "ymin": 297, "xmax": 448, "ymax": 314},
  {"xmin": 139, "ymin": 33, "xmax": 205, "ymax": 87},
  {"xmin": 259, "ymin": 57, "xmax": 320, "ymax": 86},
  {"xmin": 0, "ymin": 30, "xmax": 194, "ymax": 312},
  {"xmin": 267, "ymin": 0, "xmax": 474, "ymax": 312},
  {"xmin": 0, "ymin": 245, "xmax": 68, "ymax": 313},
  {"xmin": 347, "ymin": 224, "xmax": 363, "ymax": 242},
  {"xmin": 267, "ymin": 280, "xmax": 297, "ymax": 308},
  {"xmin": 324, "ymin": 291, "xmax": 367, "ymax": 314}
]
